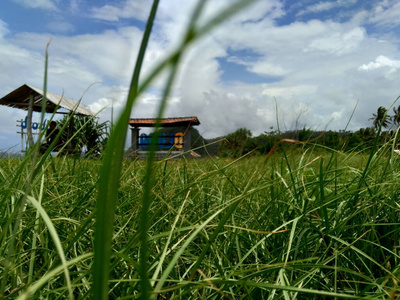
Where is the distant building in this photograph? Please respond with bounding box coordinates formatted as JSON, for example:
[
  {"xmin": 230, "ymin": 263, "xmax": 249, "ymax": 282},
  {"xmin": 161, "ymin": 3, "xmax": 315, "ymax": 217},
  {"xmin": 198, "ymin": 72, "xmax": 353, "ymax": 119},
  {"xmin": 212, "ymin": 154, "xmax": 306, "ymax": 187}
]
[{"xmin": 129, "ymin": 116, "xmax": 200, "ymax": 159}]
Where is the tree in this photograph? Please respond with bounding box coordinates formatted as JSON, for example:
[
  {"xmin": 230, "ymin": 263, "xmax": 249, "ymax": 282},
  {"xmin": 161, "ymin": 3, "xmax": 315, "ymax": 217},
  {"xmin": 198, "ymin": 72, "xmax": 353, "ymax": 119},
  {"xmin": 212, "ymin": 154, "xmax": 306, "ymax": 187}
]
[
  {"xmin": 58, "ymin": 115, "xmax": 109, "ymax": 156},
  {"xmin": 219, "ymin": 128, "xmax": 253, "ymax": 158},
  {"xmin": 347, "ymin": 127, "xmax": 376, "ymax": 150},
  {"xmin": 392, "ymin": 105, "xmax": 400, "ymax": 127},
  {"xmin": 370, "ymin": 106, "xmax": 391, "ymax": 129}
]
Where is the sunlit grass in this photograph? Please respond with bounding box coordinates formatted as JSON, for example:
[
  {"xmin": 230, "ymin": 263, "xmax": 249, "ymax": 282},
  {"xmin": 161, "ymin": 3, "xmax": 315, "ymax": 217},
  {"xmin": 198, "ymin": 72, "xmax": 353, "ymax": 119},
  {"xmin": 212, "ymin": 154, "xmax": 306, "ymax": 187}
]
[
  {"xmin": 0, "ymin": 146, "xmax": 399, "ymax": 298},
  {"xmin": 1, "ymin": 0, "xmax": 400, "ymax": 298}
]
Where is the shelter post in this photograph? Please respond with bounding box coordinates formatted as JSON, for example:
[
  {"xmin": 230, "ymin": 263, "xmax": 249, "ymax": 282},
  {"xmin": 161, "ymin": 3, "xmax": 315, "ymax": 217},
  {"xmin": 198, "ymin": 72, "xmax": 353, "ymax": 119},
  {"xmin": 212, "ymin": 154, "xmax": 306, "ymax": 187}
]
[
  {"xmin": 183, "ymin": 128, "xmax": 192, "ymax": 158},
  {"xmin": 67, "ymin": 112, "xmax": 74, "ymax": 152},
  {"xmin": 27, "ymin": 92, "xmax": 34, "ymax": 147},
  {"xmin": 131, "ymin": 127, "xmax": 140, "ymax": 152}
]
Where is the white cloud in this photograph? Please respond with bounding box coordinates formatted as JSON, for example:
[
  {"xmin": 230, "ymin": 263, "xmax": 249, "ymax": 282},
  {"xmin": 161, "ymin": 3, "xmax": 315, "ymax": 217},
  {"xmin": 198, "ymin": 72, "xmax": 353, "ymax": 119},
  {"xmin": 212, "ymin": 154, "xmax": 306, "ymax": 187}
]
[
  {"xmin": 250, "ymin": 62, "xmax": 288, "ymax": 77},
  {"xmin": 0, "ymin": 35, "xmax": 44, "ymax": 91},
  {"xmin": 12, "ymin": 26, "xmax": 145, "ymax": 84},
  {"xmin": 91, "ymin": 0, "xmax": 151, "ymax": 22},
  {"xmin": 303, "ymin": 2, "xmax": 336, "ymax": 14},
  {"xmin": 0, "ymin": 27, "xmax": 144, "ymax": 144},
  {"xmin": 227, "ymin": 56, "xmax": 288, "ymax": 77},
  {"xmin": 359, "ymin": 55, "xmax": 400, "ymax": 73},
  {"xmin": 2, "ymin": 0, "xmax": 400, "ymax": 150},
  {"xmin": 91, "ymin": 5, "xmax": 122, "ymax": 22},
  {"xmin": 368, "ymin": 0, "xmax": 400, "ymax": 28},
  {"xmin": 46, "ymin": 21, "xmax": 75, "ymax": 33},
  {"xmin": 89, "ymin": 97, "xmax": 114, "ymax": 115},
  {"xmin": 305, "ymin": 27, "xmax": 365, "ymax": 55},
  {"xmin": 207, "ymin": 13, "xmax": 399, "ymax": 131},
  {"xmin": 12, "ymin": 0, "xmax": 57, "ymax": 10},
  {"xmin": 153, "ymin": 2, "xmax": 400, "ymax": 136},
  {"xmin": 69, "ymin": 0, "xmax": 80, "ymax": 13},
  {"xmin": 262, "ymin": 85, "xmax": 318, "ymax": 98},
  {"xmin": 200, "ymin": 0, "xmax": 285, "ymax": 25},
  {"xmin": 297, "ymin": 0, "xmax": 357, "ymax": 16}
]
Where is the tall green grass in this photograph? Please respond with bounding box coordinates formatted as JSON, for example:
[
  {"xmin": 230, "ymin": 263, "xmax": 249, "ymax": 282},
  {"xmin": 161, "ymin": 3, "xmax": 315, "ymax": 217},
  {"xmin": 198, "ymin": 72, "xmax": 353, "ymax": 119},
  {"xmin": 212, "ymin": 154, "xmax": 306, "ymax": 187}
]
[
  {"xmin": 1, "ymin": 146, "xmax": 400, "ymax": 298},
  {"xmin": 1, "ymin": 0, "xmax": 400, "ymax": 299}
]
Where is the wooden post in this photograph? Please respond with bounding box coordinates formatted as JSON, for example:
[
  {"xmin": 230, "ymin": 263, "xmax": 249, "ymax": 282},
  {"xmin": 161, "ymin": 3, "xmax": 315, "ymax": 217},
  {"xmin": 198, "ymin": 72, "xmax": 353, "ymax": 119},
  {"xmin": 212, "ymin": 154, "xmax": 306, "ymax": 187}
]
[
  {"xmin": 131, "ymin": 127, "xmax": 139, "ymax": 152},
  {"xmin": 27, "ymin": 93, "xmax": 34, "ymax": 148},
  {"xmin": 16, "ymin": 119, "xmax": 25, "ymax": 153},
  {"xmin": 67, "ymin": 113, "xmax": 75, "ymax": 153},
  {"xmin": 183, "ymin": 127, "xmax": 191, "ymax": 158}
]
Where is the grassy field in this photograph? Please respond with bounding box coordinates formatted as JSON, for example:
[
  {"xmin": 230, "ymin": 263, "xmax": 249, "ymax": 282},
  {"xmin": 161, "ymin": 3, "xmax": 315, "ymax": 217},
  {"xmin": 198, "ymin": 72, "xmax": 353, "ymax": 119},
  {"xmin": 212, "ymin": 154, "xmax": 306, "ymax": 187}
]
[
  {"xmin": 1, "ymin": 143, "xmax": 399, "ymax": 299},
  {"xmin": 1, "ymin": 1, "xmax": 400, "ymax": 298}
]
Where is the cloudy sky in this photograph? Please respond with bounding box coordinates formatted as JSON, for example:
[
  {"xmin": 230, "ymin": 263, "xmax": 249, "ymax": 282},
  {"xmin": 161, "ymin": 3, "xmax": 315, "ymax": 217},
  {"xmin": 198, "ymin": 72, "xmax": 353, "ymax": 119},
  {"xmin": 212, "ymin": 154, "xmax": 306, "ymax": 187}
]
[{"xmin": 0, "ymin": 0, "xmax": 400, "ymax": 151}]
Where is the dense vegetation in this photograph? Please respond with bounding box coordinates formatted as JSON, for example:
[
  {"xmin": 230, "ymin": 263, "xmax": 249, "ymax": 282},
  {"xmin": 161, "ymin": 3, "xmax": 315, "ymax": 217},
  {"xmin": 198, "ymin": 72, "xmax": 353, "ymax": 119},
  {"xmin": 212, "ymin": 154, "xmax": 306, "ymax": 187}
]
[
  {"xmin": 215, "ymin": 126, "xmax": 378, "ymax": 158},
  {"xmin": 2, "ymin": 0, "xmax": 400, "ymax": 298},
  {"xmin": 215, "ymin": 104, "xmax": 400, "ymax": 158},
  {"xmin": 1, "ymin": 141, "xmax": 400, "ymax": 298}
]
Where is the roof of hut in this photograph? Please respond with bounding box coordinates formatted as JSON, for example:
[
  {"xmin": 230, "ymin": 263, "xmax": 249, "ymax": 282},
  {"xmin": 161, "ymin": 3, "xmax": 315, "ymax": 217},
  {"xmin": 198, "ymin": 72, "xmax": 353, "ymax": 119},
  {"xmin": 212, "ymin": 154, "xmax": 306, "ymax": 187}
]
[
  {"xmin": 129, "ymin": 117, "xmax": 200, "ymax": 128},
  {"xmin": 0, "ymin": 84, "xmax": 95, "ymax": 116}
]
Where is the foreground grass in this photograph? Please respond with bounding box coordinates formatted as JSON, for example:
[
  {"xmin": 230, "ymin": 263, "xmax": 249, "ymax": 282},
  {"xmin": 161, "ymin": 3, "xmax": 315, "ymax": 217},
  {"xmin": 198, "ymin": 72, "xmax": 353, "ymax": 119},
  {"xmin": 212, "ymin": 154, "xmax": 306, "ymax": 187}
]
[
  {"xmin": 2, "ymin": 0, "xmax": 399, "ymax": 298},
  {"xmin": 0, "ymin": 145, "xmax": 399, "ymax": 299}
]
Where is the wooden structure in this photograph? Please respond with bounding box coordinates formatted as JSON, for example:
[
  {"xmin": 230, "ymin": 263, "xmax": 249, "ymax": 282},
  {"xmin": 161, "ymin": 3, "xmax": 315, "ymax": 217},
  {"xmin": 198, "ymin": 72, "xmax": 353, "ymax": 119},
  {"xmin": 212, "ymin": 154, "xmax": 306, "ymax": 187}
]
[
  {"xmin": 129, "ymin": 117, "xmax": 200, "ymax": 158},
  {"xmin": 0, "ymin": 84, "xmax": 95, "ymax": 149}
]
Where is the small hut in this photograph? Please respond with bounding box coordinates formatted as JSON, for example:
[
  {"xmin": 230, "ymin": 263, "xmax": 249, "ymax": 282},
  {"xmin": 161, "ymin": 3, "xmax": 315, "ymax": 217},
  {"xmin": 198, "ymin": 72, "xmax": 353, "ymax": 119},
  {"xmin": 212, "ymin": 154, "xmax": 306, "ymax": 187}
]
[
  {"xmin": 129, "ymin": 116, "xmax": 200, "ymax": 159},
  {"xmin": 0, "ymin": 84, "xmax": 95, "ymax": 149}
]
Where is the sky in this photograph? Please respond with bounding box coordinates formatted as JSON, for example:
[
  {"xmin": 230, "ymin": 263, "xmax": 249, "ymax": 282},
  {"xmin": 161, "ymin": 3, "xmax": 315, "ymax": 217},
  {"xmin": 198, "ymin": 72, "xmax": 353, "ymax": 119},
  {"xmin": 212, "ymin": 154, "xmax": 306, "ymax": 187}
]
[{"xmin": 0, "ymin": 0, "xmax": 400, "ymax": 152}]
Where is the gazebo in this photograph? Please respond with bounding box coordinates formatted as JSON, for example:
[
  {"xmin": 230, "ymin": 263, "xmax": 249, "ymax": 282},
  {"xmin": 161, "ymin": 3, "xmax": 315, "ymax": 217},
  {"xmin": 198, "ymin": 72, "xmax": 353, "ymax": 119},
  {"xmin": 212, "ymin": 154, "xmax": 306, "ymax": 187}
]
[
  {"xmin": 0, "ymin": 84, "xmax": 95, "ymax": 148},
  {"xmin": 129, "ymin": 116, "xmax": 200, "ymax": 158}
]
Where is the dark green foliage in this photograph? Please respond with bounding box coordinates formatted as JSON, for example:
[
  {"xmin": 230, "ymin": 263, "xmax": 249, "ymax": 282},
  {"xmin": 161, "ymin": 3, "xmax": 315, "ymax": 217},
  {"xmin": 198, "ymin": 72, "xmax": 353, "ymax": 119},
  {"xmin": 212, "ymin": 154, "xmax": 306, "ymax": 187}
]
[
  {"xmin": 393, "ymin": 105, "xmax": 400, "ymax": 126},
  {"xmin": 57, "ymin": 115, "xmax": 109, "ymax": 157},
  {"xmin": 350, "ymin": 127, "xmax": 376, "ymax": 149},
  {"xmin": 370, "ymin": 106, "xmax": 391, "ymax": 129},
  {"xmin": 252, "ymin": 129, "xmax": 280, "ymax": 154},
  {"xmin": 298, "ymin": 127, "xmax": 312, "ymax": 141},
  {"xmin": 218, "ymin": 128, "xmax": 253, "ymax": 157},
  {"xmin": 214, "ymin": 125, "xmax": 393, "ymax": 158}
]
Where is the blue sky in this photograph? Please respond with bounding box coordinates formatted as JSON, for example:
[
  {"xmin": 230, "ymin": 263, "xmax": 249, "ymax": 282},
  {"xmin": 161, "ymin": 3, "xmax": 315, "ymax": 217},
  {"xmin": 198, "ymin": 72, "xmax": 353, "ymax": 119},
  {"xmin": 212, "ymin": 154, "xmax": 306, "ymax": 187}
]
[{"xmin": 0, "ymin": 0, "xmax": 400, "ymax": 151}]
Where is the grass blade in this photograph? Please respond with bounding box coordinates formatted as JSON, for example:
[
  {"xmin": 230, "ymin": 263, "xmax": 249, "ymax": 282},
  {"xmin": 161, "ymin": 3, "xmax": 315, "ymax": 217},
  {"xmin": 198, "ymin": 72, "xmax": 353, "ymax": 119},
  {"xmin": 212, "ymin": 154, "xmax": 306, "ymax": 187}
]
[
  {"xmin": 26, "ymin": 195, "xmax": 73, "ymax": 299},
  {"xmin": 91, "ymin": 1, "xmax": 159, "ymax": 299}
]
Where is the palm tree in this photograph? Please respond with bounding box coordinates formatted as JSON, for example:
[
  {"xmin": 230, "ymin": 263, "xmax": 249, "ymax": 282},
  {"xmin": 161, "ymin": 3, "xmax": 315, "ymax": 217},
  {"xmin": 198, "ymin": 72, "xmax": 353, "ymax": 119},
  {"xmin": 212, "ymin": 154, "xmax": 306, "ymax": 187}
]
[
  {"xmin": 370, "ymin": 106, "xmax": 391, "ymax": 129},
  {"xmin": 392, "ymin": 105, "xmax": 400, "ymax": 149},
  {"xmin": 392, "ymin": 105, "xmax": 400, "ymax": 127},
  {"xmin": 58, "ymin": 115, "xmax": 109, "ymax": 156}
]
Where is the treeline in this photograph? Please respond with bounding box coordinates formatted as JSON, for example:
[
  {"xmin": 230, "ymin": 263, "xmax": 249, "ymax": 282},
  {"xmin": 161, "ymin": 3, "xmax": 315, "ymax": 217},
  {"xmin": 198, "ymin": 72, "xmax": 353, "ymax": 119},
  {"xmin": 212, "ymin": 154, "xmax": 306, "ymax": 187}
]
[
  {"xmin": 149, "ymin": 124, "xmax": 396, "ymax": 158},
  {"xmin": 195, "ymin": 105, "xmax": 400, "ymax": 158},
  {"xmin": 189, "ymin": 126, "xmax": 399, "ymax": 158},
  {"xmin": 212, "ymin": 127, "xmax": 387, "ymax": 158}
]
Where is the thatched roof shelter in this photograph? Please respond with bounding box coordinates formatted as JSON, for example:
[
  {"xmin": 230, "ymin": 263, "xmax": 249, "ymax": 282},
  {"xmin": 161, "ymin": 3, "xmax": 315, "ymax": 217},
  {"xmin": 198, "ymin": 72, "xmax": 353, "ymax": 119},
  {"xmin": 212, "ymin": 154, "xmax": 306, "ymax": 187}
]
[
  {"xmin": 0, "ymin": 84, "xmax": 95, "ymax": 148},
  {"xmin": 0, "ymin": 84, "xmax": 94, "ymax": 116}
]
